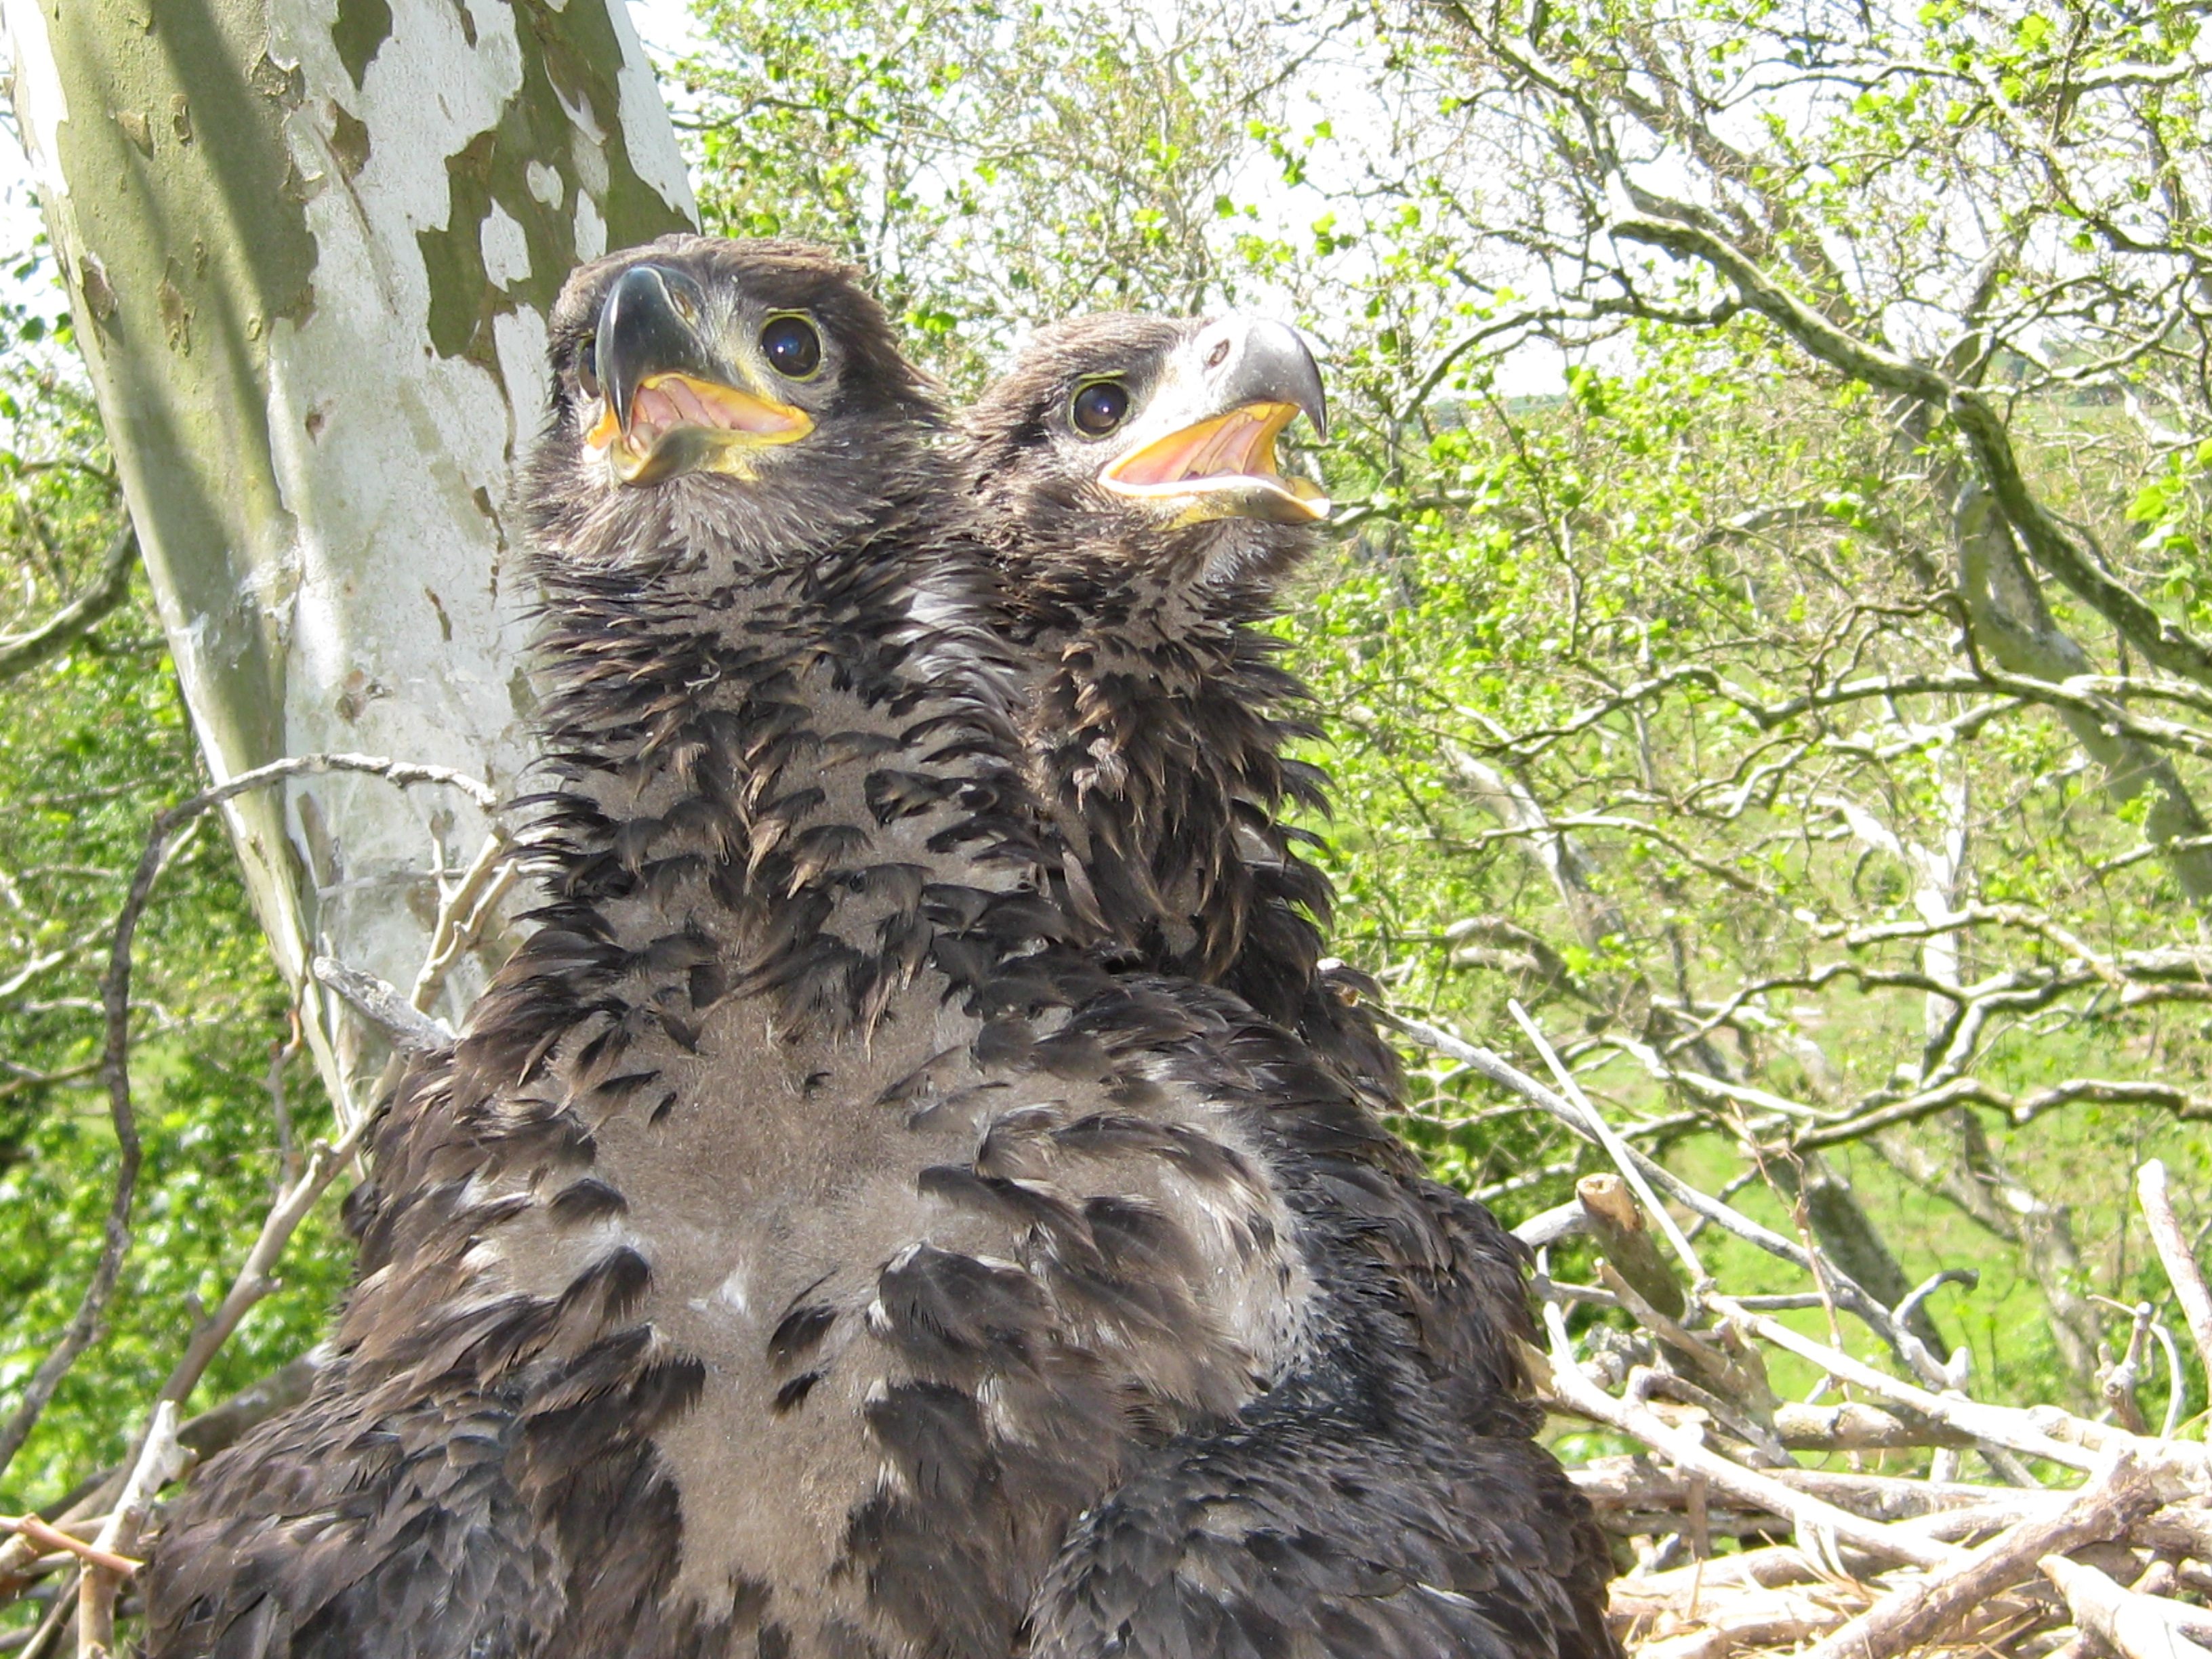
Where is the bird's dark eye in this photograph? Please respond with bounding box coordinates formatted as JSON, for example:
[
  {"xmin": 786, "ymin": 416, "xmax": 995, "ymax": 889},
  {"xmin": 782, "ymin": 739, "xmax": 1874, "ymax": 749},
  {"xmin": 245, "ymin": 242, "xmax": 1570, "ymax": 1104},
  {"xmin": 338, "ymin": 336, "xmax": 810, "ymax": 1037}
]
[
  {"xmin": 1071, "ymin": 380, "xmax": 1130, "ymax": 436},
  {"xmin": 576, "ymin": 337, "xmax": 601, "ymax": 398},
  {"xmin": 761, "ymin": 315, "xmax": 823, "ymax": 379}
]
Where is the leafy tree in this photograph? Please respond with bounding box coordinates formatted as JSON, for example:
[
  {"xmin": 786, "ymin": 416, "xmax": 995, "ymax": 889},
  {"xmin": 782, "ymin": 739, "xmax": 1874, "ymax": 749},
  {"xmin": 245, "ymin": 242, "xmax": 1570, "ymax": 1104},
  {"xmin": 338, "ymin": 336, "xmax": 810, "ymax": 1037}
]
[
  {"xmin": 4, "ymin": 0, "xmax": 2209, "ymax": 1560},
  {"xmin": 674, "ymin": 0, "xmax": 2212, "ymax": 1405},
  {"xmin": 676, "ymin": 0, "xmax": 1291, "ymax": 387}
]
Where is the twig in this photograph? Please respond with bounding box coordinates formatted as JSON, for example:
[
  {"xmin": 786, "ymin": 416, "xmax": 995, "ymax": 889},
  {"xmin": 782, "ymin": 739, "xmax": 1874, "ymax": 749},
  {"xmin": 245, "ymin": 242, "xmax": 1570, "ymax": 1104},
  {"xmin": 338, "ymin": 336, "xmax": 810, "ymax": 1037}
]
[
  {"xmin": 1708, "ymin": 1294, "xmax": 2108, "ymax": 1472},
  {"xmin": 2098, "ymin": 1300, "xmax": 2157, "ymax": 1435},
  {"xmin": 1631, "ymin": 1588, "xmax": 1845, "ymax": 1659},
  {"xmin": 0, "ymin": 752, "xmax": 494, "ymax": 1488},
  {"xmin": 310, "ymin": 957, "xmax": 455, "ymax": 1054},
  {"xmin": 1800, "ymin": 1454, "xmax": 2156, "ymax": 1659},
  {"xmin": 134, "ymin": 1120, "xmax": 369, "ymax": 1467},
  {"xmin": 2138, "ymin": 1161, "xmax": 2212, "ymax": 1385},
  {"xmin": 406, "ymin": 830, "xmax": 514, "ymax": 1014},
  {"xmin": 1574, "ymin": 1454, "xmax": 2051, "ymax": 1524},
  {"xmin": 0, "ymin": 1521, "xmax": 132, "ymax": 1580},
  {"xmin": 1896, "ymin": 1269, "xmax": 1978, "ymax": 1334},
  {"xmin": 264, "ymin": 1008, "xmax": 304, "ymax": 1189},
  {"xmin": 1540, "ymin": 1351, "xmax": 1963, "ymax": 1570},
  {"xmin": 1511, "ymin": 1000, "xmax": 1708, "ymax": 1284},
  {"xmin": 20, "ymin": 1565, "xmax": 78, "ymax": 1659},
  {"xmin": 1515, "ymin": 1199, "xmax": 1586, "ymax": 1249},
  {"xmin": 77, "ymin": 1402, "xmax": 181, "ymax": 1659},
  {"xmin": 1770, "ymin": 1400, "xmax": 1974, "ymax": 1452},
  {"xmin": 10, "ymin": 1351, "xmax": 329, "ymax": 1559},
  {"xmin": 2152, "ymin": 1319, "xmax": 2188, "ymax": 1439},
  {"xmin": 0, "ymin": 523, "xmax": 136, "ymax": 682},
  {"xmin": 1385, "ymin": 1008, "xmax": 1949, "ymax": 1378},
  {"xmin": 2043, "ymin": 1553, "xmax": 2212, "ymax": 1659}
]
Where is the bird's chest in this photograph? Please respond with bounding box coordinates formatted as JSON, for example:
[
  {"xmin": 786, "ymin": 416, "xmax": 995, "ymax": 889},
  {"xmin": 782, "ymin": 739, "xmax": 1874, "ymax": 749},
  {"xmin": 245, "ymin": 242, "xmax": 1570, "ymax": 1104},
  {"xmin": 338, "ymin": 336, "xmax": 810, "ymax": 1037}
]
[{"xmin": 481, "ymin": 991, "xmax": 1309, "ymax": 1659}]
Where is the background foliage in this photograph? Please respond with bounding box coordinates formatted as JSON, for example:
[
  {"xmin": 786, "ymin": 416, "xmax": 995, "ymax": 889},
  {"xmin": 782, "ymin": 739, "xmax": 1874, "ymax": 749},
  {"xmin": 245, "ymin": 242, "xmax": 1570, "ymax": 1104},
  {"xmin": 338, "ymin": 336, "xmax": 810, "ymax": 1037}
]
[
  {"xmin": 0, "ymin": 285, "xmax": 346, "ymax": 1511},
  {"xmin": 3, "ymin": 0, "xmax": 2209, "ymax": 1523}
]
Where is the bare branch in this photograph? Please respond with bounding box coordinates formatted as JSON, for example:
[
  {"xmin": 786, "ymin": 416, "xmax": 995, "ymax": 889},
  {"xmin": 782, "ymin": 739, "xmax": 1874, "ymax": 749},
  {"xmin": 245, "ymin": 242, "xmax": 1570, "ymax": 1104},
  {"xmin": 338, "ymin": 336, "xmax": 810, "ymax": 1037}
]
[
  {"xmin": 1799, "ymin": 1455, "xmax": 2157, "ymax": 1659},
  {"xmin": 0, "ymin": 524, "xmax": 136, "ymax": 682},
  {"xmin": 0, "ymin": 753, "xmax": 496, "ymax": 1486},
  {"xmin": 2137, "ymin": 1160, "xmax": 2212, "ymax": 1385}
]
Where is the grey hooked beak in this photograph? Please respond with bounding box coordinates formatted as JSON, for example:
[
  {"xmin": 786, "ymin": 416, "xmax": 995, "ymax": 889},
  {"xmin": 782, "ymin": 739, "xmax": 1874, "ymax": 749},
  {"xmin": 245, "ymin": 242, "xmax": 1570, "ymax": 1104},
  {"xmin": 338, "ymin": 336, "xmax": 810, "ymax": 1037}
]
[
  {"xmin": 1197, "ymin": 315, "xmax": 1328, "ymax": 440},
  {"xmin": 1097, "ymin": 314, "xmax": 1331, "ymax": 525}
]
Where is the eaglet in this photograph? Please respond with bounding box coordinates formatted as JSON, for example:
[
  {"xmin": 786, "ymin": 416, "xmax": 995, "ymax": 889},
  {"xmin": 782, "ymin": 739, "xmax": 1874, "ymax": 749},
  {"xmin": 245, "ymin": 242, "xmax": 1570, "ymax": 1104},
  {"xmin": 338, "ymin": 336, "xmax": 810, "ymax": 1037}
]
[
  {"xmin": 954, "ymin": 312, "xmax": 1619, "ymax": 1657},
  {"xmin": 146, "ymin": 239, "xmax": 1611, "ymax": 1659}
]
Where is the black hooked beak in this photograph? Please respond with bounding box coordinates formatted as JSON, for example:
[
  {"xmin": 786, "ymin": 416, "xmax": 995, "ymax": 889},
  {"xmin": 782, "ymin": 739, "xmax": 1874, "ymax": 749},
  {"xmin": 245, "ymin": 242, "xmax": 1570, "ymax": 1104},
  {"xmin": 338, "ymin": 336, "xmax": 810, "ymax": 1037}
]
[
  {"xmin": 1099, "ymin": 315, "xmax": 1331, "ymax": 525},
  {"xmin": 583, "ymin": 262, "xmax": 813, "ymax": 485},
  {"xmin": 596, "ymin": 264, "xmax": 713, "ymax": 436}
]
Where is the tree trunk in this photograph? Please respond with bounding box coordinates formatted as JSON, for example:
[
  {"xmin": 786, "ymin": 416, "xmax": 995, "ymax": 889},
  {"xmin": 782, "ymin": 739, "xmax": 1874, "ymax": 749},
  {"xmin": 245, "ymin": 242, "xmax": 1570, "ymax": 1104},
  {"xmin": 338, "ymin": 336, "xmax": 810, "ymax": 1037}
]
[{"xmin": 3, "ymin": 0, "xmax": 694, "ymax": 1114}]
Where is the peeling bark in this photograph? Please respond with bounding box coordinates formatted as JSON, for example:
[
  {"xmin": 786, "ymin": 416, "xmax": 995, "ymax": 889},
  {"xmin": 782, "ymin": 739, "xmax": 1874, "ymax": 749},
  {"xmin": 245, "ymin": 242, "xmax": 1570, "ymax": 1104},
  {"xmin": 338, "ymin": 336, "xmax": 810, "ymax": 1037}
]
[{"xmin": 3, "ymin": 0, "xmax": 694, "ymax": 1110}]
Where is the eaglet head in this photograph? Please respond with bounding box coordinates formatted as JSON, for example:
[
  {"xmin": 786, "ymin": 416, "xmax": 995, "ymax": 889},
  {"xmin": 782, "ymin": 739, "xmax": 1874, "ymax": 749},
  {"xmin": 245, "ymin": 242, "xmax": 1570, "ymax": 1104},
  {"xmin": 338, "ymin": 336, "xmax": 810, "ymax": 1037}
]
[
  {"xmin": 520, "ymin": 234, "xmax": 941, "ymax": 581},
  {"xmin": 958, "ymin": 311, "xmax": 1332, "ymax": 613}
]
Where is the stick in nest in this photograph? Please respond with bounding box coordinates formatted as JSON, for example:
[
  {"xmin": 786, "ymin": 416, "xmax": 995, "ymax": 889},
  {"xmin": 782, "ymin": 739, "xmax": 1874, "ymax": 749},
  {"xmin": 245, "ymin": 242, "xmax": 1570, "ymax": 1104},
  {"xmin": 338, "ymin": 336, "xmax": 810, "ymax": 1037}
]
[
  {"xmin": 0, "ymin": 1521, "xmax": 134, "ymax": 1580},
  {"xmin": 1797, "ymin": 1452, "xmax": 2157, "ymax": 1659}
]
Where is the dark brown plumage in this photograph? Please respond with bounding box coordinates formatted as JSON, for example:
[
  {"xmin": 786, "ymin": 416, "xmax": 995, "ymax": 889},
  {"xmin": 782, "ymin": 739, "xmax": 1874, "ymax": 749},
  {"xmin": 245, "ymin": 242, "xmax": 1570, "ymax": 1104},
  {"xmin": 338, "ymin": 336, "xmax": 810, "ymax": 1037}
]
[
  {"xmin": 956, "ymin": 314, "xmax": 1397, "ymax": 1101},
  {"xmin": 954, "ymin": 313, "xmax": 1544, "ymax": 1422},
  {"xmin": 954, "ymin": 312, "xmax": 1621, "ymax": 1657},
  {"xmin": 141, "ymin": 240, "xmax": 1619, "ymax": 1659},
  {"xmin": 140, "ymin": 241, "xmax": 1595, "ymax": 1659}
]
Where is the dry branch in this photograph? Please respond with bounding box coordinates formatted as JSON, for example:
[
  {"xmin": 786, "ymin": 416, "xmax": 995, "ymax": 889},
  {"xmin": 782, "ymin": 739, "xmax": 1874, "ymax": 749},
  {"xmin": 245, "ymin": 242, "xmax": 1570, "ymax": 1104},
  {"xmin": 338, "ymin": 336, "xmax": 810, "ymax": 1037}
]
[
  {"xmin": 1581, "ymin": 1174, "xmax": 1688, "ymax": 1319},
  {"xmin": 1542, "ymin": 1351, "xmax": 1963, "ymax": 1570},
  {"xmin": 1385, "ymin": 1008, "xmax": 1952, "ymax": 1379},
  {"xmin": 2043, "ymin": 1553, "xmax": 2212, "ymax": 1659},
  {"xmin": 2137, "ymin": 1161, "xmax": 2212, "ymax": 1385},
  {"xmin": 1423, "ymin": 991, "xmax": 2212, "ymax": 1659},
  {"xmin": 310, "ymin": 956, "xmax": 455, "ymax": 1055},
  {"xmin": 1799, "ymin": 1456, "xmax": 2157, "ymax": 1659},
  {"xmin": 0, "ymin": 1523, "xmax": 131, "ymax": 1581},
  {"xmin": 0, "ymin": 525, "xmax": 136, "ymax": 683},
  {"xmin": 76, "ymin": 1404, "xmax": 181, "ymax": 1659}
]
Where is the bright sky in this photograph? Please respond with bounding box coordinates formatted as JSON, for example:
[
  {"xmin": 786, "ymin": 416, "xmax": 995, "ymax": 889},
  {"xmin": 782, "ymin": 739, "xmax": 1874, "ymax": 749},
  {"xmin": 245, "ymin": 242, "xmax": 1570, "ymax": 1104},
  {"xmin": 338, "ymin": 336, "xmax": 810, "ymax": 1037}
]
[
  {"xmin": 624, "ymin": 0, "xmax": 702, "ymax": 67},
  {"xmin": 0, "ymin": 115, "xmax": 56, "ymax": 325}
]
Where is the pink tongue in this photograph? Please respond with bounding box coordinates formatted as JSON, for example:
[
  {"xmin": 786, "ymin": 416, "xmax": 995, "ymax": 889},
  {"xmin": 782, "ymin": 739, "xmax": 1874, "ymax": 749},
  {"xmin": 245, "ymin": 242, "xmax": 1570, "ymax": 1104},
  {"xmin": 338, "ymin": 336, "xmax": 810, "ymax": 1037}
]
[
  {"xmin": 628, "ymin": 377, "xmax": 787, "ymax": 444},
  {"xmin": 1191, "ymin": 411, "xmax": 1261, "ymax": 478},
  {"xmin": 632, "ymin": 384, "xmax": 682, "ymax": 444},
  {"xmin": 663, "ymin": 379, "xmax": 715, "ymax": 425}
]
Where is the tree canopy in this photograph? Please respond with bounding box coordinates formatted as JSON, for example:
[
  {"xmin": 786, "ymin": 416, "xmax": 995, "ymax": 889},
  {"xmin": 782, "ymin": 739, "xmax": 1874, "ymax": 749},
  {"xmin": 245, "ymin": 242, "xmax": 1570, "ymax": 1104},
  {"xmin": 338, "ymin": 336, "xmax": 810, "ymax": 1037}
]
[{"xmin": 1, "ymin": 0, "xmax": 2208, "ymax": 1580}]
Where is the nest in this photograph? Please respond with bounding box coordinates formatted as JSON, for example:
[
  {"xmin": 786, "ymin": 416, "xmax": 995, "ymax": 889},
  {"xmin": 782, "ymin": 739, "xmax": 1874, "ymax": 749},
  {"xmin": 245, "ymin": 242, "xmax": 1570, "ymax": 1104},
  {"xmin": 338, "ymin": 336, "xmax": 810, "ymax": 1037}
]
[{"xmin": 1422, "ymin": 1002, "xmax": 2212, "ymax": 1659}]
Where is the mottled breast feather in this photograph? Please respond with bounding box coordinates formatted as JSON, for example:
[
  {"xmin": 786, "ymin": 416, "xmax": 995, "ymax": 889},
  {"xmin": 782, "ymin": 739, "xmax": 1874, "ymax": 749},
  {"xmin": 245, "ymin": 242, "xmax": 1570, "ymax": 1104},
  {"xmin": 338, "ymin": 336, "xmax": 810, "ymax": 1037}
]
[
  {"xmin": 144, "ymin": 243, "xmax": 1354, "ymax": 1659},
  {"xmin": 953, "ymin": 311, "xmax": 1622, "ymax": 1659}
]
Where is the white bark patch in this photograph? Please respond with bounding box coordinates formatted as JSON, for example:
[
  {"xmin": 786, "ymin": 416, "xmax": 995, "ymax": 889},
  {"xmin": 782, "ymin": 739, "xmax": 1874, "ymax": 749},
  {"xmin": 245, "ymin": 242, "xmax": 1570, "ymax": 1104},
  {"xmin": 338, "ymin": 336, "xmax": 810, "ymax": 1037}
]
[
  {"xmin": 573, "ymin": 190, "xmax": 607, "ymax": 262},
  {"xmin": 525, "ymin": 157, "xmax": 563, "ymax": 208},
  {"xmin": 608, "ymin": 0, "xmax": 691, "ymax": 216},
  {"xmin": 260, "ymin": 0, "xmax": 691, "ymax": 1077},
  {"xmin": 7, "ymin": 0, "xmax": 695, "ymax": 1109},
  {"xmin": 480, "ymin": 201, "xmax": 532, "ymax": 288}
]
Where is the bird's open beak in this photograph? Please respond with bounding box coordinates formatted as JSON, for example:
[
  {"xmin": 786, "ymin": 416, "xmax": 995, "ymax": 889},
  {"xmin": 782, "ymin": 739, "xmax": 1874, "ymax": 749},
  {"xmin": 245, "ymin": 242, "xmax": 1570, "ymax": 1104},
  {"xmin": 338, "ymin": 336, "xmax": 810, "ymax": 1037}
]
[
  {"xmin": 583, "ymin": 263, "xmax": 814, "ymax": 485},
  {"xmin": 1098, "ymin": 317, "xmax": 1330, "ymax": 525}
]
